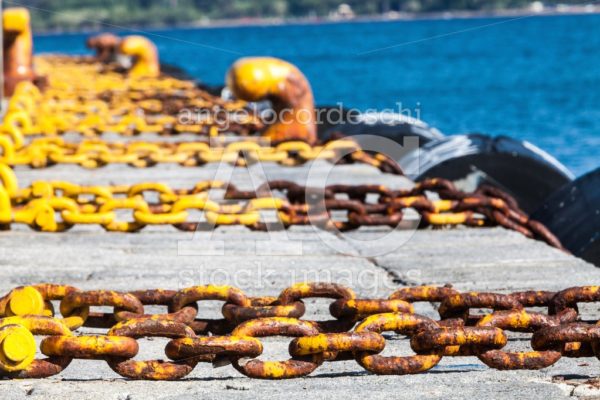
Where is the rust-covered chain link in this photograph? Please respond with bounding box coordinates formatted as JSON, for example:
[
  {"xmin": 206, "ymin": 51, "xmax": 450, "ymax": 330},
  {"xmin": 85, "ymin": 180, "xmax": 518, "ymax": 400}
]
[
  {"xmin": 1, "ymin": 282, "xmax": 599, "ymax": 380},
  {"xmin": 0, "ymin": 164, "xmax": 564, "ymax": 249}
]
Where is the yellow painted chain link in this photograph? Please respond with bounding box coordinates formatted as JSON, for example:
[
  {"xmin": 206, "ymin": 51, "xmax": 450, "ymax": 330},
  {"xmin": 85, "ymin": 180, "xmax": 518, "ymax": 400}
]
[{"xmin": 0, "ymin": 166, "xmax": 484, "ymax": 233}]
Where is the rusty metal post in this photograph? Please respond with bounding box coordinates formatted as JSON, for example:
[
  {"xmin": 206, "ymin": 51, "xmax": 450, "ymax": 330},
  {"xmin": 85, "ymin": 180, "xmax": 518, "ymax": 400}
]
[{"xmin": 0, "ymin": 0, "xmax": 4, "ymax": 111}]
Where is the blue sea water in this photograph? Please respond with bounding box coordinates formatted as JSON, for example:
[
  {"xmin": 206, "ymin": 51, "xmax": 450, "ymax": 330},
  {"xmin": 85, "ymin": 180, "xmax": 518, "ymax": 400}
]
[{"xmin": 34, "ymin": 14, "xmax": 599, "ymax": 176}]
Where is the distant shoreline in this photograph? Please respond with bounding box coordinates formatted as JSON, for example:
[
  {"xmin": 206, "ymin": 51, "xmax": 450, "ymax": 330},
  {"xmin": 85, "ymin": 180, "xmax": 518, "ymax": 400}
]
[
  {"xmin": 195, "ymin": 5, "xmax": 600, "ymax": 29},
  {"xmin": 34, "ymin": 5, "xmax": 600, "ymax": 36}
]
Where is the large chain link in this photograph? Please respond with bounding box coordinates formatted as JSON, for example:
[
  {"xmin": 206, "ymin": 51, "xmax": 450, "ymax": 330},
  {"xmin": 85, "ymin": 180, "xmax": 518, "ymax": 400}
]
[{"xmin": 0, "ymin": 282, "xmax": 598, "ymax": 380}]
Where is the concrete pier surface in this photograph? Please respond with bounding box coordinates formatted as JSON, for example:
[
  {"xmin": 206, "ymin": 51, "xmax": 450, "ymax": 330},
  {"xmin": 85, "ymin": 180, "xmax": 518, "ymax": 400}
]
[{"xmin": 0, "ymin": 162, "xmax": 598, "ymax": 399}]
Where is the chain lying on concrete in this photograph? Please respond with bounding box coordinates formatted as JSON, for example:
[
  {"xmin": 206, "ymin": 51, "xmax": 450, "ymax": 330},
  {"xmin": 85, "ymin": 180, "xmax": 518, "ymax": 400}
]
[
  {"xmin": 1, "ymin": 80, "xmax": 400, "ymax": 173},
  {"xmin": 0, "ymin": 164, "xmax": 562, "ymax": 248},
  {"xmin": 0, "ymin": 52, "xmax": 559, "ymax": 245},
  {"xmin": 23, "ymin": 56, "xmax": 260, "ymax": 137},
  {"xmin": 0, "ymin": 135, "xmax": 400, "ymax": 172},
  {"xmin": 0, "ymin": 282, "xmax": 597, "ymax": 380}
]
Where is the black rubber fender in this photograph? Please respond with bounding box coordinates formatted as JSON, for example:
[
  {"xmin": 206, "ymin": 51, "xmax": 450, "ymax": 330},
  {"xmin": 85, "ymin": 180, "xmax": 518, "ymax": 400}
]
[
  {"xmin": 531, "ymin": 168, "xmax": 600, "ymax": 266},
  {"xmin": 159, "ymin": 63, "xmax": 224, "ymax": 96},
  {"xmin": 397, "ymin": 134, "xmax": 574, "ymax": 213},
  {"xmin": 160, "ymin": 63, "xmax": 193, "ymax": 81},
  {"xmin": 317, "ymin": 109, "xmax": 444, "ymax": 145},
  {"xmin": 197, "ymin": 82, "xmax": 226, "ymax": 97}
]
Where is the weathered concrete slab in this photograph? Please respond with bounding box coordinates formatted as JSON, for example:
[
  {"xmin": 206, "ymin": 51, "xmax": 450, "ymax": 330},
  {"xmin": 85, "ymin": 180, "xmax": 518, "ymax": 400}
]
[
  {"xmin": 0, "ymin": 163, "xmax": 598, "ymax": 399},
  {"xmin": 349, "ymin": 227, "xmax": 598, "ymax": 291},
  {"xmin": 11, "ymin": 160, "xmax": 411, "ymax": 189}
]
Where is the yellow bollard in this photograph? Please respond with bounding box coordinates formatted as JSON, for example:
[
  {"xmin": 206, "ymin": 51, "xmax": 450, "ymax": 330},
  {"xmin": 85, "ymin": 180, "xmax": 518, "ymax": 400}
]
[
  {"xmin": 226, "ymin": 57, "xmax": 317, "ymax": 145},
  {"xmin": 119, "ymin": 35, "xmax": 160, "ymax": 78},
  {"xmin": 2, "ymin": 8, "xmax": 35, "ymax": 96}
]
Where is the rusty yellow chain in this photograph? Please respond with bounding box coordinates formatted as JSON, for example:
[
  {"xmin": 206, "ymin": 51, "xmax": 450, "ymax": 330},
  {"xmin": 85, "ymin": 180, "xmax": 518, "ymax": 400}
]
[
  {"xmin": 0, "ymin": 39, "xmax": 559, "ymax": 246},
  {"xmin": 0, "ymin": 164, "xmax": 564, "ymax": 249},
  {"xmin": 6, "ymin": 65, "xmax": 257, "ymax": 138},
  {"xmin": 0, "ymin": 282, "xmax": 597, "ymax": 379},
  {"xmin": 1, "ymin": 78, "xmax": 398, "ymax": 172},
  {"xmin": 0, "ymin": 133, "xmax": 387, "ymax": 169}
]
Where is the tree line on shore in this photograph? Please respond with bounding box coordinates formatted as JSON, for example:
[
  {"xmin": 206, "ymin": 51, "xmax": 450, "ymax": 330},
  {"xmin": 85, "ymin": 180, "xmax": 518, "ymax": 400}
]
[{"xmin": 18, "ymin": 0, "xmax": 588, "ymax": 30}]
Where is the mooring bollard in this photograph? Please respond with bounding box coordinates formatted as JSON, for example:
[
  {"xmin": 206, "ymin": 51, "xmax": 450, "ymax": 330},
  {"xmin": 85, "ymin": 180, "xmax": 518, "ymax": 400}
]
[
  {"xmin": 2, "ymin": 7, "xmax": 34, "ymax": 97},
  {"xmin": 119, "ymin": 35, "xmax": 160, "ymax": 78},
  {"xmin": 227, "ymin": 57, "xmax": 317, "ymax": 145}
]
